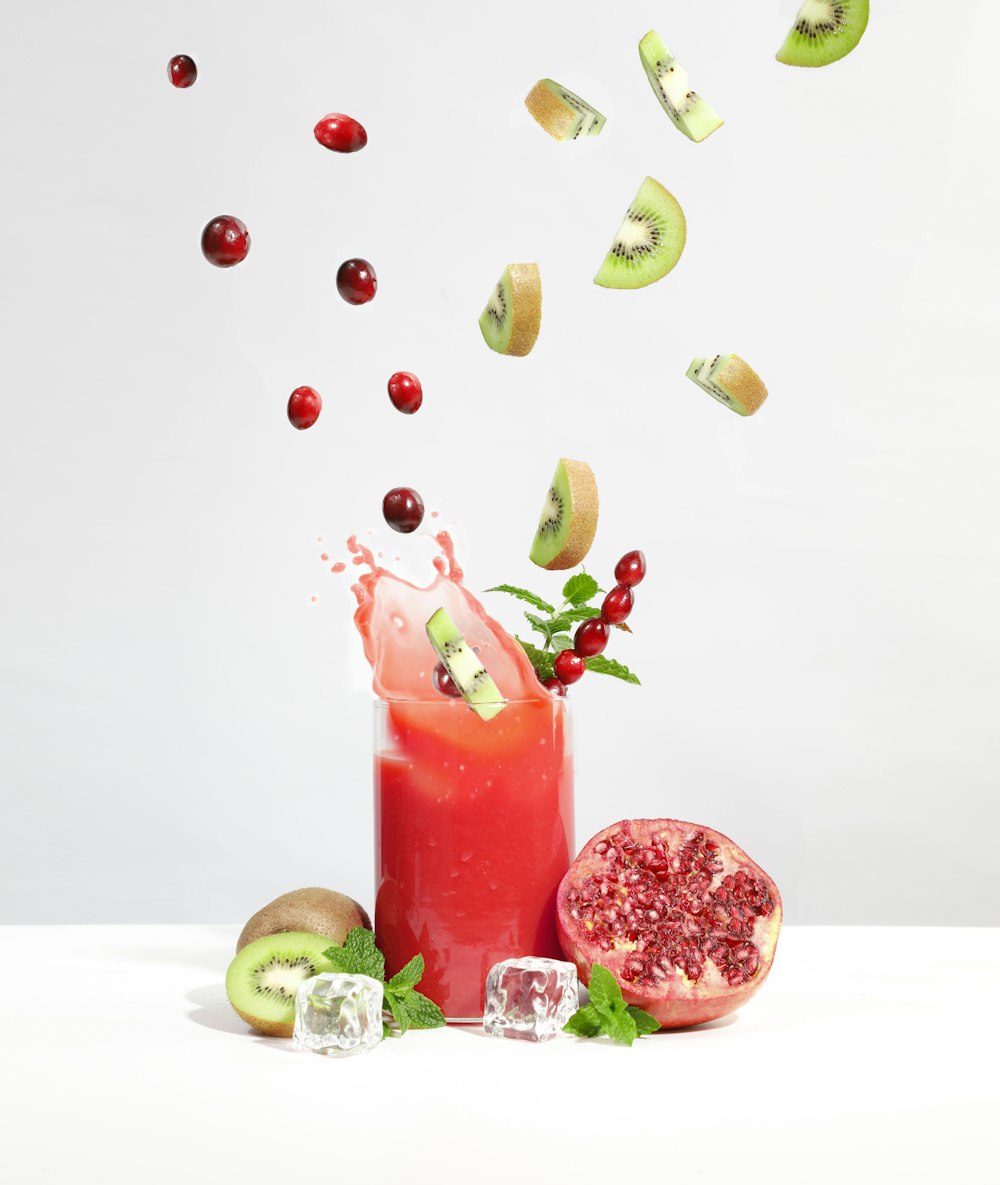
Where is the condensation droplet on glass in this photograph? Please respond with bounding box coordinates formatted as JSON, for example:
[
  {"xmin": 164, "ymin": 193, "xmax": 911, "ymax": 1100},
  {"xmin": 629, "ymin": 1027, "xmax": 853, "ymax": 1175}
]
[
  {"xmin": 488, "ymin": 879, "xmax": 498, "ymax": 891},
  {"xmin": 461, "ymin": 850, "xmax": 473, "ymax": 863},
  {"xmin": 392, "ymin": 615, "xmax": 405, "ymax": 629},
  {"xmin": 449, "ymin": 869, "xmax": 460, "ymax": 879}
]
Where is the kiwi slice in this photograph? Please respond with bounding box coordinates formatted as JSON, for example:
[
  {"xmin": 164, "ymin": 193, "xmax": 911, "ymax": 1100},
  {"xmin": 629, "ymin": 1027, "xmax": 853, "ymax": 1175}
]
[
  {"xmin": 777, "ymin": 0, "xmax": 869, "ymax": 67},
  {"xmin": 237, "ymin": 888, "xmax": 372, "ymax": 953},
  {"xmin": 529, "ymin": 457, "xmax": 599, "ymax": 570},
  {"xmin": 226, "ymin": 931, "xmax": 337, "ymax": 1037},
  {"xmin": 593, "ymin": 177, "xmax": 686, "ymax": 290},
  {"xmin": 479, "ymin": 263, "xmax": 541, "ymax": 356},
  {"xmin": 524, "ymin": 79, "xmax": 606, "ymax": 142},
  {"xmin": 638, "ymin": 30, "xmax": 723, "ymax": 143},
  {"xmin": 686, "ymin": 354, "xmax": 768, "ymax": 416},
  {"xmin": 426, "ymin": 608, "xmax": 507, "ymax": 721}
]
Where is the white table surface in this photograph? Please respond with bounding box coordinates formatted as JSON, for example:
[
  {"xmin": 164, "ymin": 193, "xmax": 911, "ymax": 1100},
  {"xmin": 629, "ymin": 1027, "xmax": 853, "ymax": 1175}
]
[{"xmin": 1, "ymin": 925, "xmax": 995, "ymax": 1183}]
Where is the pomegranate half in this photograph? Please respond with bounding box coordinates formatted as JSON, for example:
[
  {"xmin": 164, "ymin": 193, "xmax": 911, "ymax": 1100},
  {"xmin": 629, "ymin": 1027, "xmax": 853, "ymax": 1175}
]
[{"xmin": 557, "ymin": 819, "xmax": 782, "ymax": 1028}]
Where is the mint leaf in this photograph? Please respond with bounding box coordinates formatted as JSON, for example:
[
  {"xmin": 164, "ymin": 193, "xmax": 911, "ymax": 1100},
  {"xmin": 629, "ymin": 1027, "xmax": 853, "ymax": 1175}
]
[
  {"xmin": 322, "ymin": 946, "xmax": 361, "ymax": 975},
  {"xmin": 603, "ymin": 1004, "xmax": 639, "ymax": 1047},
  {"xmin": 563, "ymin": 1004, "xmax": 604, "ymax": 1038},
  {"xmin": 383, "ymin": 987, "xmax": 412, "ymax": 1034},
  {"xmin": 562, "ymin": 573, "xmax": 599, "ymax": 606},
  {"xmin": 388, "ymin": 954, "xmax": 424, "ymax": 993},
  {"xmin": 586, "ymin": 963, "xmax": 620, "ymax": 1012},
  {"xmin": 546, "ymin": 615, "xmax": 574, "ymax": 634},
  {"xmin": 486, "ymin": 585, "xmax": 555, "ymax": 614},
  {"xmin": 584, "ymin": 655, "xmax": 641, "ymax": 686},
  {"xmin": 626, "ymin": 1005, "xmax": 660, "ymax": 1036},
  {"xmin": 562, "ymin": 606, "xmax": 602, "ymax": 623},
  {"xmin": 344, "ymin": 926, "xmax": 385, "ymax": 980},
  {"xmin": 396, "ymin": 989, "xmax": 446, "ymax": 1029},
  {"xmin": 516, "ymin": 638, "xmax": 554, "ymax": 680},
  {"xmin": 551, "ymin": 634, "xmax": 574, "ymax": 652}
]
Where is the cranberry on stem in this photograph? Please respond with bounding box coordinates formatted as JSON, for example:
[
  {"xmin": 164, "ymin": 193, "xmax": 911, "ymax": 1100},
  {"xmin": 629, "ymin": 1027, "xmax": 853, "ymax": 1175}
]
[
  {"xmin": 601, "ymin": 584, "xmax": 634, "ymax": 624},
  {"xmin": 553, "ymin": 649, "xmax": 586, "ymax": 686},
  {"xmin": 573, "ymin": 618, "xmax": 609, "ymax": 658},
  {"xmin": 614, "ymin": 550, "xmax": 646, "ymax": 588}
]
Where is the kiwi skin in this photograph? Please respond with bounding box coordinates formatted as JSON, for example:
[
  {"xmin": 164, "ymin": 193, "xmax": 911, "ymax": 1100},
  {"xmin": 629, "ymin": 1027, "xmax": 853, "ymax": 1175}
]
[
  {"xmin": 236, "ymin": 887, "xmax": 372, "ymax": 953},
  {"xmin": 531, "ymin": 457, "xmax": 599, "ymax": 570}
]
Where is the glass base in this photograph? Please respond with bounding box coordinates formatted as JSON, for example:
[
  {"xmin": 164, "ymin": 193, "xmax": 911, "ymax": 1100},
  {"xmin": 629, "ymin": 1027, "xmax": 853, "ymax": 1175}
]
[{"xmin": 445, "ymin": 1015, "xmax": 482, "ymax": 1025}]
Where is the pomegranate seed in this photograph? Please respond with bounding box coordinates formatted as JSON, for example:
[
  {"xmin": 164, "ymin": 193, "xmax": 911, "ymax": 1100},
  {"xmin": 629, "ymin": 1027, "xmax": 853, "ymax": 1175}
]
[
  {"xmin": 614, "ymin": 550, "xmax": 646, "ymax": 588},
  {"xmin": 313, "ymin": 113, "xmax": 367, "ymax": 153},
  {"xmin": 387, "ymin": 372, "xmax": 423, "ymax": 415},
  {"xmin": 337, "ymin": 258, "xmax": 377, "ymax": 305},
  {"xmin": 553, "ymin": 649, "xmax": 586, "ymax": 685},
  {"xmin": 168, "ymin": 55, "xmax": 197, "ymax": 88},
  {"xmin": 542, "ymin": 676, "xmax": 567, "ymax": 697},
  {"xmin": 573, "ymin": 618, "xmax": 609, "ymax": 658},
  {"xmin": 201, "ymin": 215, "xmax": 250, "ymax": 268},
  {"xmin": 432, "ymin": 662, "xmax": 461, "ymax": 698},
  {"xmin": 382, "ymin": 486, "xmax": 424, "ymax": 534},
  {"xmin": 287, "ymin": 386, "xmax": 322, "ymax": 430},
  {"xmin": 601, "ymin": 584, "xmax": 634, "ymax": 625}
]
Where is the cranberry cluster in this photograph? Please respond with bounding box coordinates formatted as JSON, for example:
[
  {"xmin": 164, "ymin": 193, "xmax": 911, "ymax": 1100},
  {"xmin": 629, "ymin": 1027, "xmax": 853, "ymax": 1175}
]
[{"xmin": 544, "ymin": 550, "xmax": 646, "ymax": 695}]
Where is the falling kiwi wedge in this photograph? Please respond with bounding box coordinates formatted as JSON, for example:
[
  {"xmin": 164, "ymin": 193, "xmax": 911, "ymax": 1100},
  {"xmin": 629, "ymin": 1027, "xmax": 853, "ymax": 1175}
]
[
  {"xmin": 594, "ymin": 177, "xmax": 686, "ymax": 289},
  {"xmin": 639, "ymin": 30, "xmax": 723, "ymax": 143},
  {"xmin": 525, "ymin": 79, "xmax": 606, "ymax": 142},
  {"xmin": 686, "ymin": 354, "xmax": 768, "ymax": 416},
  {"xmin": 479, "ymin": 263, "xmax": 541, "ymax": 356},
  {"xmin": 236, "ymin": 887, "xmax": 372, "ymax": 953},
  {"xmin": 777, "ymin": 0, "xmax": 869, "ymax": 67},
  {"xmin": 530, "ymin": 458, "xmax": 599, "ymax": 570},
  {"xmin": 226, "ymin": 931, "xmax": 337, "ymax": 1037}
]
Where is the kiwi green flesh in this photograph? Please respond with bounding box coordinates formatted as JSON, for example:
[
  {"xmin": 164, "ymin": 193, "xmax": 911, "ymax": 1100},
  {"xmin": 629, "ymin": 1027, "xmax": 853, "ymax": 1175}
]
[
  {"xmin": 226, "ymin": 931, "xmax": 336, "ymax": 1032},
  {"xmin": 639, "ymin": 30, "xmax": 723, "ymax": 142},
  {"xmin": 529, "ymin": 460, "xmax": 572, "ymax": 568},
  {"xmin": 777, "ymin": 0, "xmax": 869, "ymax": 67},
  {"xmin": 543, "ymin": 80, "xmax": 606, "ymax": 139},
  {"xmin": 479, "ymin": 270, "xmax": 513, "ymax": 352},
  {"xmin": 594, "ymin": 178, "xmax": 685, "ymax": 290},
  {"xmin": 426, "ymin": 608, "xmax": 506, "ymax": 721},
  {"xmin": 686, "ymin": 354, "xmax": 748, "ymax": 415}
]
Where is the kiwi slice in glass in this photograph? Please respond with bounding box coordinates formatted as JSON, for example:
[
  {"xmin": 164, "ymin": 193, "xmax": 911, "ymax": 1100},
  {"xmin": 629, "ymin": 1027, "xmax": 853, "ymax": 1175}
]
[
  {"xmin": 225, "ymin": 931, "xmax": 337, "ymax": 1037},
  {"xmin": 777, "ymin": 0, "xmax": 869, "ymax": 67},
  {"xmin": 638, "ymin": 30, "xmax": 723, "ymax": 143},
  {"xmin": 529, "ymin": 457, "xmax": 599, "ymax": 570},
  {"xmin": 426, "ymin": 608, "xmax": 507, "ymax": 721},
  {"xmin": 594, "ymin": 177, "xmax": 686, "ymax": 290},
  {"xmin": 524, "ymin": 79, "xmax": 606, "ymax": 142},
  {"xmin": 479, "ymin": 263, "xmax": 541, "ymax": 356}
]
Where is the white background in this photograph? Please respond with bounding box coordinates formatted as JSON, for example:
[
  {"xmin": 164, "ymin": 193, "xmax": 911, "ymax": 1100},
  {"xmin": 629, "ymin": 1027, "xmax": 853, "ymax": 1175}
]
[{"xmin": 1, "ymin": 0, "xmax": 997, "ymax": 925}]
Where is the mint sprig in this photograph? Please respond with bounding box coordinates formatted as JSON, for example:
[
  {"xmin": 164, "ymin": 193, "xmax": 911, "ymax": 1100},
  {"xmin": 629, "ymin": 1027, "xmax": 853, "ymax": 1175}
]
[
  {"xmin": 322, "ymin": 927, "xmax": 445, "ymax": 1039},
  {"xmin": 562, "ymin": 964, "xmax": 660, "ymax": 1046}
]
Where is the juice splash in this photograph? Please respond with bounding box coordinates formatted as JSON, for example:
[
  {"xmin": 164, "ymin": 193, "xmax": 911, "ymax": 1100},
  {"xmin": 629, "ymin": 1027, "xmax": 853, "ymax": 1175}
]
[{"xmin": 343, "ymin": 531, "xmax": 574, "ymax": 1019}]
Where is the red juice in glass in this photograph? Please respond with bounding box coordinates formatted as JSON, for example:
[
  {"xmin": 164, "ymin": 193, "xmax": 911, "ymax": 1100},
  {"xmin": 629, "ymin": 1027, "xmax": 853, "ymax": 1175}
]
[{"xmin": 348, "ymin": 533, "xmax": 574, "ymax": 1020}]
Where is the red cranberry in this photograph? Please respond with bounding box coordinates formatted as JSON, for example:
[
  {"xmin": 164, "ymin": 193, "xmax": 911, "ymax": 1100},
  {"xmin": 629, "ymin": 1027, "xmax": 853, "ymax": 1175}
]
[
  {"xmin": 287, "ymin": 386, "xmax": 322, "ymax": 430},
  {"xmin": 542, "ymin": 676, "xmax": 567, "ymax": 697},
  {"xmin": 553, "ymin": 649, "xmax": 586, "ymax": 686},
  {"xmin": 168, "ymin": 55, "xmax": 197, "ymax": 88},
  {"xmin": 387, "ymin": 372, "xmax": 423, "ymax": 415},
  {"xmin": 573, "ymin": 618, "xmax": 609, "ymax": 658},
  {"xmin": 314, "ymin": 113, "xmax": 368, "ymax": 153},
  {"xmin": 382, "ymin": 487, "xmax": 424, "ymax": 533},
  {"xmin": 601, "ymin": 584, "xmax": 634, "ymax": 624},
  {"xmin": 614, "ymin": 550, "xmax": 646, "ymax": 588},
  {"xmin": 337, "ymin": 258, "xmax": 377, "ymax": 305},
  {"xmin": 201, "ymin": 215, "xmax": 250, "ymax": 268},
  {"xmin": 432, "ymin": 662, "xmax": 461, "ymax": 698}
]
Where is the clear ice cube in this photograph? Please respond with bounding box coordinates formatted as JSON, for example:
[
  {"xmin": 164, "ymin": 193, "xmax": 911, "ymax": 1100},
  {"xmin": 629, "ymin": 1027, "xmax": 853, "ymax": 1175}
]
[
  {"xmin": 293, "ymin": 972, "xmax": 384, "ymax": 1056},
  {"xmin": 483, "ymin": 956, "xmax": 579, "ymax": 1042}
]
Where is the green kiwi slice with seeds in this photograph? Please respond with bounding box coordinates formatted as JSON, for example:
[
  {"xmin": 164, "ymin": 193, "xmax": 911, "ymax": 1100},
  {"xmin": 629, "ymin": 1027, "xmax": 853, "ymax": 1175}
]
[
  {"xmin": 225, "ymin": 931, "xmax": 337, "ymax": 1037},
  {"xmin": 638, "ymin": 30, "xmax": 723, "ymax": 143},
  {"xmin": 594, "ymin": 177, "xmax": 686, "ymax": 290},
  {"xmin": 777, "ymin": 0, "xmax": 869, "ymax": 67}
]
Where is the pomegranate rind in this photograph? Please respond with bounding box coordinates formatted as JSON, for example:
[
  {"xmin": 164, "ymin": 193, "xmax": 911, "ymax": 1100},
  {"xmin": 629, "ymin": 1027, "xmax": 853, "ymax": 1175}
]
[{"xmin": 556, "ymin": 818, "xmax": 782, "ymax": 1029}]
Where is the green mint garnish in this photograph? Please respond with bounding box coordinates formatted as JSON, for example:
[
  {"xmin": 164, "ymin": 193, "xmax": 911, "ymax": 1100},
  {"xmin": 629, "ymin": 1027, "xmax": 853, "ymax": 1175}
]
[
  {"xmin": 484, "ymin": 585, "xmax": 555, "ymax": 614},
  {"xmin": 322, "ymin": 928, "xmax": 445, "ymax": 1038},
  {"xmin": 562, "ymin": 964, "xmax": 660, "ymax": 1046},
  {"xmin": 583, "ymin": 654, "xmax": 640, "ymax": 685}
]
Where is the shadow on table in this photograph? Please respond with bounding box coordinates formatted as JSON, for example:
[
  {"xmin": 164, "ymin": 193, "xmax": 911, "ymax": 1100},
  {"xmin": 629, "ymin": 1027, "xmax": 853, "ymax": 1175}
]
[
  {"xmin": 186, "ymin": 984, "xmax": 305, "ymax": 1053},
  {"xmin": 450, "ymin": 1012, "xmax": 738, "ymax": 1041}
]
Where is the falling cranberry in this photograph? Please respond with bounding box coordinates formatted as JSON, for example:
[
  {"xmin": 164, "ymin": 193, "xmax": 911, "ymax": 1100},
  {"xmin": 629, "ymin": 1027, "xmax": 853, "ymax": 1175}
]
[
  {"xmin": 201, "ymin": 215, "xmax": 251, "ymax": 268},
  {"xmin": 337, "ymin": 258, "xmax": 377, "ymax": 305},
  {"xmin": 432, "ymin": 662, "xmax": 461, "ymax": 698},
  {"xmin": 614, "ymin": 550, "xmax": 647, "ymax": 588},
  {"xmin": 387, "ymin": 372, "xmax": 423, "ymax": 415},
  {"xmin": 573, "ymin": 618, "xmax": 609, "ymax": 658},
  {"xmin": 382, "ymin": 487, "xmax": 424, "ymax": 534},
  {"xmin": 553, "ymin": 649, "xmax": 586, "ymax": 686},
  {"xmin": 542, "ymin": 676, "xmax": 567, "ymax": 697},
  {"xmin": 601, "ymin": 585, "xmax": 634, "ymax": 625},
  {"xmin": 168, "ymin": 55, "xmax": 197, "ymax": 88},
  {"xmin": 287, "ymin": 386, "xmax": 322, "ymax": 430},
  {"xmin": 314, "ymin": 113, "xmax": 368, "ymax": 153}
]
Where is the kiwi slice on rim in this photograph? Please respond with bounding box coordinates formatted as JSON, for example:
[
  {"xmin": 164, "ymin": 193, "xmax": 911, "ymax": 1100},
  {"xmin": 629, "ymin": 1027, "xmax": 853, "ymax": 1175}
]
[
  {"xmin": 525, "ymin": 79, "xmax": 606, "ymax": 142},
  {"xmin": 686, "ymin": 354, "xmax": 768, "ymax": 416},
  {"xmin": 777, "ymin": 0, "xmax": 869, "ymax": 67},
  {"xmin": 426, "ymin": 608, "xmax": 507, "ymax": 721},
  {"xmin": 226, "ymin": 931, "xmax": 337, "ymax": 1037},
  {"xmin": 594, "ymin": 177, "xmax": 686, "ymax": 290},
  {"xmin": 479, "ymin": 263, "xmax": 542, "ymax": 356},
  {"xmin": 638, "ymin": 30, "xmax": 723, "ymax": 143},
  {"xmin": 529, "ymin": 457, "xmax": 599, "ymax": 570}
]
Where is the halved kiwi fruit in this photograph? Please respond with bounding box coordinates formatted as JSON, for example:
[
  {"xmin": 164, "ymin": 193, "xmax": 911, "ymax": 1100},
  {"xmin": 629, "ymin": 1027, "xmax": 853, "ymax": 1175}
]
[
  {"xmin": 525, "ymin": 79, "xmax": 606, "ymax": 142},
  {"xmin": 777, "ymin": 0, "xmax": 869, "ymax": 67},
  {"xmin": 639, "ymin": 30, "xmax": 723, "ymax": 143},
  {"xmin": 479, "ymin": 263, "xmax": 541, "ymax": 355},
  {"xmin": 686, "ymin": 354, "xmax": 768, "ymax": 416},
  {"xmin": 529, "ymin": 457, "xmax": 599, "ymax": 570},
  {"xmin": 226, "ymin": 931, "xmax": 337, "ymax": 1037},
  {"xmin": 594, "ymin": 177, "xmax": 686, "ymax": 289},
  {"xmin": 426, "ymin": 608, "xmax": 507, "ymax": 721},
  {"xmin": 236, "ymin": 888, "xmax": 371, "ymax": 953}
]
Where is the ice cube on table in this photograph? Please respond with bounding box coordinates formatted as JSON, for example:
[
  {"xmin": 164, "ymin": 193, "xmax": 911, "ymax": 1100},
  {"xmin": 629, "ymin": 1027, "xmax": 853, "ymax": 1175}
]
[
  {"xmin": 483, "ymin": 957, "xmax": 579, "ymax": 1042},
  {"xmin": 293, "ymin": 972, "xmax": 384, "ymax": 1056}
]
